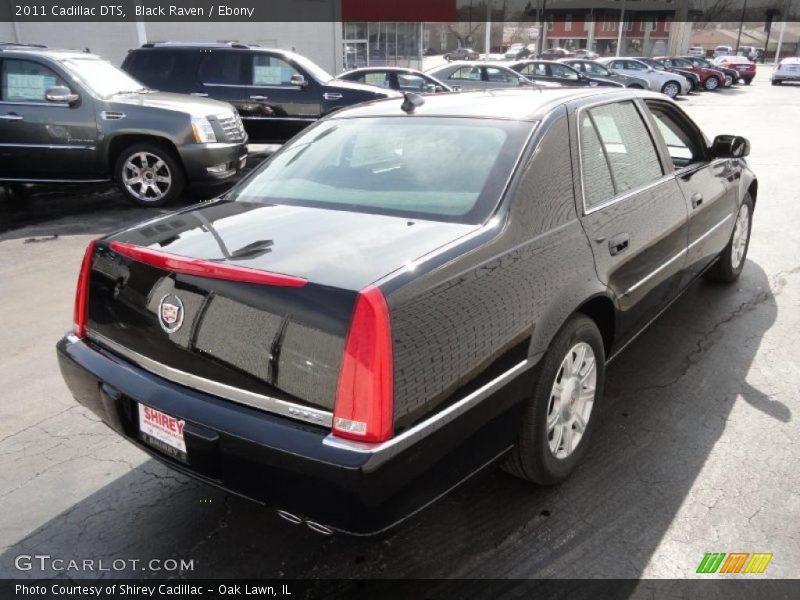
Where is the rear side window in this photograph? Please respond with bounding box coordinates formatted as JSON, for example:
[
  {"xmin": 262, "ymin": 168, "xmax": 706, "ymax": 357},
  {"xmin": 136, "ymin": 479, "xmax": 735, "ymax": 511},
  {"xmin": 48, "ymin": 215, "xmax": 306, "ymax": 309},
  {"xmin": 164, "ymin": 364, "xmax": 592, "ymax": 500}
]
[
  {"xmin": 579, "ymin": 101, "xmax": 663, "ymax": 209},
  {"xmin": 125, "ymin": 51, "xmax": 176, "ymax": 86},
  {"xmin": 363, "ymin": 71, "xmax": 392, "ymax": 88},
  {"xmin": 449, "ymin": 66, "xmax": 481, "ymax": 81},
  {"xmin": 1, "ymin": 59, "xmax": 67, "ymax": 102},
  {"xmin": 199, "ymin": 52, "xmax": 248, "ymax": 85}
]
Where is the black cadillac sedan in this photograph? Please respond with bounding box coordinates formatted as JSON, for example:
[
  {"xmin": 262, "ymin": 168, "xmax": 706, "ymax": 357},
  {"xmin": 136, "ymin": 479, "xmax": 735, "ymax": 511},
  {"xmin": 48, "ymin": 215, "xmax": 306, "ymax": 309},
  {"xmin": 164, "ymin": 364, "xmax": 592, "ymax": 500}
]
[{"xmin": 58, "ymin": 88, "xmax": 756, "ymax": 535}]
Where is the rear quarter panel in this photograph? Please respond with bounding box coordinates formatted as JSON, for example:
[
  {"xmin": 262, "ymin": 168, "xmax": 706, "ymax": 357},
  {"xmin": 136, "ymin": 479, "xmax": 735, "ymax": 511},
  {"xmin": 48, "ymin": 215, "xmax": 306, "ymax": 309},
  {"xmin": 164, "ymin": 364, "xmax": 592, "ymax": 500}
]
[{"xmin": 383, "ymin": 109, "xmax": 604, "ymax": 431}]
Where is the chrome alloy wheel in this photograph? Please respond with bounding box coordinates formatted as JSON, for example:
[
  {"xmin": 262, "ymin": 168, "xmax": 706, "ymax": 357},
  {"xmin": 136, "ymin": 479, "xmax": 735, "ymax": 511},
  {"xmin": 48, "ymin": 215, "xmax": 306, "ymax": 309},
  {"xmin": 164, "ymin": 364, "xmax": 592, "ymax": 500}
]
[
  {"xmin": 662, "ymin": 81, "xmax": 680, "ymax": 98},
  {"xmin": 705, "ymin": 76, "xmax": 719, "ymax": 90},
  {"xmin": 731, "ymin": 202, "xmax": 751, "ymax": 269},
  {"xmin": 122, "ymin": 152, "xmax": 172, "ymax": 203},
  {"xmin": 547, "ymin": 342, "xmax": 597, "ymax": 459}
]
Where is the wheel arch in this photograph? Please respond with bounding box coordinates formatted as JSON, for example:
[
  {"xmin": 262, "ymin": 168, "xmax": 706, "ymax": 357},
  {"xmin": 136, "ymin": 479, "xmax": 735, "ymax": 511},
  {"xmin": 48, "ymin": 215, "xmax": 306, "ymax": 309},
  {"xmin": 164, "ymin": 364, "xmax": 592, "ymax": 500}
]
[
  {"xmin": 106, "ymin": 133, "xmax": 184, "ymax": 175},
  {"xmin": 575, "ymin": 294, "xmax": 616, "ymax": 358}
]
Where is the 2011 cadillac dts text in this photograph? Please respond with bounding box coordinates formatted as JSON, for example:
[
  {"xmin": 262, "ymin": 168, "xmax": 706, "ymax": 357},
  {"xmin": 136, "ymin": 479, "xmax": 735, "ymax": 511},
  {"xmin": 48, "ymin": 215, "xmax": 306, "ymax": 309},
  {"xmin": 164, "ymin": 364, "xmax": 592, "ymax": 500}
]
[{"xmin": 57, "ymin": 88, "xmax": 757, "ymax": 535}]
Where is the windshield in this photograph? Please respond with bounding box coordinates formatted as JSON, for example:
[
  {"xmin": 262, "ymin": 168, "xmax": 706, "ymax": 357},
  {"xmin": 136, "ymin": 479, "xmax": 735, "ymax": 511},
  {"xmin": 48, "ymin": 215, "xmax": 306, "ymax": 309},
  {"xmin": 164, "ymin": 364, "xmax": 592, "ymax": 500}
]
[
  {"xmin": 231, "ymin": 117, "xmax": 533, "ymax": 223},
  {"xmin": 62, "ymin": 57, "xmax": 146, "ymax": 97}
]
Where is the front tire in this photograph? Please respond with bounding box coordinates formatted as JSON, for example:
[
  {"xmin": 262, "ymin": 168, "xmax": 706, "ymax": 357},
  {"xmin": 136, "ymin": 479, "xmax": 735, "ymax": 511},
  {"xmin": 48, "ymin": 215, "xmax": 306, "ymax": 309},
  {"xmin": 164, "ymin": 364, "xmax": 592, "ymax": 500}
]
[
  {"xmin": 744, "ymin": 78, "xmax": 753, "ymax": 85},
  {"xmin": 114, "ymin": 143, "xmax": 185, "ymax": 207},
  {"xmin": 503, "ymin": 315, "xmax": 605, "ymax": 485},
  {"xmin": 704, "ymin": 195, "xmax": 753, "ymax": 283},
  {"xmin": 661, "ymin": 81, "xmax": 681, "ymax": 98},
  {"xmin": 628, "ymin": 83, "xmax": 644, "ymax": 89},
  {"xmin": 704, "ymin": 75, "xmax": 720, "ymax": 90}
]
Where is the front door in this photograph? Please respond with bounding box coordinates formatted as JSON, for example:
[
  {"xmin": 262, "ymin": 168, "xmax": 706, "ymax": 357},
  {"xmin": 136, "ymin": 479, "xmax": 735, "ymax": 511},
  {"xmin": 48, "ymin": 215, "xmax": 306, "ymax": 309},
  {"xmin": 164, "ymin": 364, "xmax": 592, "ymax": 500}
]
[
  {"xmin": 0, "ymin": 57, "xmax": 99, "ymax": 180},
  {"xmin": 198, "ymin": 50, "xmax": 320, "ymax": 143},
  {"xmin": 644, "ymin": 99, "xmax": 737, "ymax": 282},
  {"xmin": 572, "ymin": 98, "xmax": 689, "ymax": 344}
]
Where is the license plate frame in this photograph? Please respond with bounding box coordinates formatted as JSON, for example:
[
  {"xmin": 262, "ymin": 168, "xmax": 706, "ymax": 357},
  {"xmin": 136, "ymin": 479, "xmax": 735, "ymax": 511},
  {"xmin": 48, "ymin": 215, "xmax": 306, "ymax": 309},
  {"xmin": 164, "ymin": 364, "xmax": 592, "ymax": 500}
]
[{"xmin": 138, "ymin": 404, "xmax": 188, "ymax": 463}]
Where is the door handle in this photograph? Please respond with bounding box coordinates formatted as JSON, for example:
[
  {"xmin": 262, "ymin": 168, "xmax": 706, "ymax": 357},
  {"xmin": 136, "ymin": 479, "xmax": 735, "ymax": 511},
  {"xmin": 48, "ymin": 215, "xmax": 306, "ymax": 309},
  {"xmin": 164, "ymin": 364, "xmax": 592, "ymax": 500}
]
[
  {"xmin": 608, "ymin": 234, "xmax": 630, "ymax": 256},
  {"xmin": 249, "ymin": 95, "xmax": 269, "ymax": 101},
  {"xmin": 190, "ymin": 92, "xmax": 208, "ymax": 97},
  {"xmin": 691, "ymin": 192, "xmax": 703, "ymax": 209},
  {"xmin": 322, "ymin": 92, "xmax": 343, "ymax": 101},
  {"xmin": 0, "ymin": 113, "xmax": 23, "ymax": 121}
]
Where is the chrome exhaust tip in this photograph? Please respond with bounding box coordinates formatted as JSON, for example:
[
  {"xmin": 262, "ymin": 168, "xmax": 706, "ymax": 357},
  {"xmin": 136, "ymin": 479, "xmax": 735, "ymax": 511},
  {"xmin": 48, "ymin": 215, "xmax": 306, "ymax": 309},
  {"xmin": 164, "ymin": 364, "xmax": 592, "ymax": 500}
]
[
  {"xmin": 305, "ymin": 520, "xmax": 334, "ymax": 536},
  {"xmin": 276, "ymin": 510, "xmax": 334, "ymax": 535},
  {"xmin": 276, "ymin": 509, "xmax": 303, "ymax": 525}
]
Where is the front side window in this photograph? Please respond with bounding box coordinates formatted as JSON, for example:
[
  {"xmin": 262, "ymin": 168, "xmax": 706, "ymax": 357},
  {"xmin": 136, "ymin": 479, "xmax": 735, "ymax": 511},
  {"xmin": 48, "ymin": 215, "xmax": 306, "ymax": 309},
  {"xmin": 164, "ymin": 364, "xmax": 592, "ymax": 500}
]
[
  {"xmin": 549, "ymin": 63, "xmax": 579, "ymax": 80},
  {"xmin": 397, "ymin": 73, "xmax": 430, "ymax": 91},
  {"xmin": 646, "ymin": 101, "xmax": 707, "ymax": 168},
  {"xmin": 485, "ymin": 67, "xmax": 518, "ymax": 83},
  {"xmin": 1, "ymin": 59, "xmax": 67, "ymax": 102},
  {"xmin": 583, "ymin": 62, "xmax": 608, "ymax": 75},
  {"xmin": 624, "ymin": 60, "xmax": 646, "ymax": 71},
  {"xmin": 579, "ymin": 101, "xmax": 663, "ymax": 208},
  {"xmin": 252, "ymin": 55, "xmax": 301, "ymax": 86},
  {"xmin": 449, "ymin": 66, "xmax": 481, "ymax": 81},
  {"xmin": 232, "ymin": 117, "xmax": 534, "ymax": 223},
  {"xmin": 362, "ymin": 71, "xmax": 391, "ymax": 88}
]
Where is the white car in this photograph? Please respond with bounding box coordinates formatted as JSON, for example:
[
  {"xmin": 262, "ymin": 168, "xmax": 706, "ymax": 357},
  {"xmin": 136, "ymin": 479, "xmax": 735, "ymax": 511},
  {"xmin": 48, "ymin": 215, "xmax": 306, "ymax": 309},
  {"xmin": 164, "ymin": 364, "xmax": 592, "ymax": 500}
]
[
  {"xmin": 714, "ymin": 45, "xmax": 733, "ymax": 58},
  {"xmin": 772, "ymin": 57, "xmax": 800, "ymax": 85},
  {"xmin": 688, "ymin": 46, "xmax": 706, "ymax": 57},
  {"xmin": 596, "ymin": 57, "xmax": 691, "ymax": 98}
]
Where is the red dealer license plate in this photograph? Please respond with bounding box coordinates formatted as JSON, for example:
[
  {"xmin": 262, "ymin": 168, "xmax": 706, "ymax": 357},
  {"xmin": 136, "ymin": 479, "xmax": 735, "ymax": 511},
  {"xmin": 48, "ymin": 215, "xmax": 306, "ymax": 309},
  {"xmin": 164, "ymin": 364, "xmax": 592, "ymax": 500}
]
[{"xmin": 138, "ymin": 404, "xmax": 188, "ymax": 462}]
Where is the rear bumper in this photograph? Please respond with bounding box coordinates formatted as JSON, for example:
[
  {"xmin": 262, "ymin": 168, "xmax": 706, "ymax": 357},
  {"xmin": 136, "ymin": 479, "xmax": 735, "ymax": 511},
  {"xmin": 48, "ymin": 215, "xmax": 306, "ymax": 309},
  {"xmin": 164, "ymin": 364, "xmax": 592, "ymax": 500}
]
[
  {"xmin": 178, "ymin": 142, "xmax": 248, "ymax": 183},
  {"xmin": 773, "ymin": 73, "xmax": 800, "ymax": 81},
  {"xmin": 56, "ymin": 334, "xmax": 531, "ymax": 535}
]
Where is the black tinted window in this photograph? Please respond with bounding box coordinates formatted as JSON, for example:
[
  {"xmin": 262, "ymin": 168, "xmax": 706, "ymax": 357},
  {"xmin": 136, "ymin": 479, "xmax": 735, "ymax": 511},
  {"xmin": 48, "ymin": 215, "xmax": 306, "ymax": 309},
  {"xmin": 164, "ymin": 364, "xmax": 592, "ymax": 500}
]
[{"xmin": 198, "ymin": 52, "xmax": 247, "ymax": 85}]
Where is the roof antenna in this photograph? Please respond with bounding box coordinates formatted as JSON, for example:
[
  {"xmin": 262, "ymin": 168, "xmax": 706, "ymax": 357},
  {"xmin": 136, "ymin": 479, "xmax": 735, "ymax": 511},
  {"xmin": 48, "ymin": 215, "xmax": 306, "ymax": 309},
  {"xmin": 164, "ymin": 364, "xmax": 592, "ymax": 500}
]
[{"xmin": 401, "ymin": 92, "xmax": 425, "ymax": 114}]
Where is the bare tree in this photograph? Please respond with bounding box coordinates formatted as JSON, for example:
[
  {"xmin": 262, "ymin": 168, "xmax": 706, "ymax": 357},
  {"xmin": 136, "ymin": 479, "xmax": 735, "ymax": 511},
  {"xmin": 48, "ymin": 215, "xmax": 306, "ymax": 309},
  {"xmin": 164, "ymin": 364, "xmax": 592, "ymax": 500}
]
[{"xmin": 447, "ymin": 23, "xmax": 483, "ymax": 48}]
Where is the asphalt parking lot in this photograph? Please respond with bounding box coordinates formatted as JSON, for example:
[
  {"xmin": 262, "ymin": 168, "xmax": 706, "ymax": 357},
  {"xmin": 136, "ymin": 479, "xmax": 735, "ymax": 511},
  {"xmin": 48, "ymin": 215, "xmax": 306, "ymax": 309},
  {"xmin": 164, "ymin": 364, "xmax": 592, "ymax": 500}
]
[{"xmin": 1, "ymin": 69, "xmax": 798, "ymax": 581}]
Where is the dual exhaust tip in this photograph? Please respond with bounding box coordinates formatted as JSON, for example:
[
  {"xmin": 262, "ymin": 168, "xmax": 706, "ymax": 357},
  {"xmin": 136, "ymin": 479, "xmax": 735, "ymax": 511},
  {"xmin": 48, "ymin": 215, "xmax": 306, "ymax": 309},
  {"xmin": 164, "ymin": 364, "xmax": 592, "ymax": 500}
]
[{"xmin": 276, "ymin": 509, "xmax": 334, "ymax": 536}]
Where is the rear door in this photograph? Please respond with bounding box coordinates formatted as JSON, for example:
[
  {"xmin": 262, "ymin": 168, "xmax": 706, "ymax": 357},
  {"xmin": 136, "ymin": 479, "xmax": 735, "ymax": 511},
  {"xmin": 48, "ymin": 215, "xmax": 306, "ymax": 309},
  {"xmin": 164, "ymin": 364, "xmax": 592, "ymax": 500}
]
[
  {"xmin": 0, "ymin": 56, "xmax": 99, "ymax": 180},
  {"xmin": 573, "ymin": 98, "xmax": 689, "ymax": 343},
  {"xmin": 643, "ymin": 99, "xmax": 736, "ymax": 282}
]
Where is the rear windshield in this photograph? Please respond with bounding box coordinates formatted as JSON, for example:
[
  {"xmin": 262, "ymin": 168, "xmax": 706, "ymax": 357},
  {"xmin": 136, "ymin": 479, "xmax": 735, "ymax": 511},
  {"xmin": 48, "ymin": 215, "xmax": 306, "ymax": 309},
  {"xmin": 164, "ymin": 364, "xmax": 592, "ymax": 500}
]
[{"xmin": 232, "ymin": 116, "xmax": 534, "ymax": 223}]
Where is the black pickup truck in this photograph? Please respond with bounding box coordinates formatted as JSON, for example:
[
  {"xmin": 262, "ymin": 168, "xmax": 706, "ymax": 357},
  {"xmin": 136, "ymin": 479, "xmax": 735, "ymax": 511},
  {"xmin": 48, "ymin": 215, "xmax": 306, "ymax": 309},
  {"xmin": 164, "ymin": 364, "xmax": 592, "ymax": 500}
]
[
  {"xmin": 0, "ymin": 44, "xmax": 248, "ymax": 206},
  {"xmin": 122, "ymin": 42, "xmax": 400, "ymax": 143}
]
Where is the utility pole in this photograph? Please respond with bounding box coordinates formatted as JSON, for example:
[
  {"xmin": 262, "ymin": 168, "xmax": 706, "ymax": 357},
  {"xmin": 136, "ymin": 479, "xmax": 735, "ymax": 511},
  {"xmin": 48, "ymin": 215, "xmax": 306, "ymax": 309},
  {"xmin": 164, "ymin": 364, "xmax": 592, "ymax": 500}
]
[
  {"xmin": 735, "ymin": 0, "xmax": 747, "ymax": 52},
  {"xmin": 484, "ymin": 0, "xmax": 492, "ymax": 59},
  {"xmin": 615, "ymin": 0, "xmax": 626, "ymax": 57},
  {"xmin": 774, "ymin": 19, "xmax": 786, "ymax": 64}
]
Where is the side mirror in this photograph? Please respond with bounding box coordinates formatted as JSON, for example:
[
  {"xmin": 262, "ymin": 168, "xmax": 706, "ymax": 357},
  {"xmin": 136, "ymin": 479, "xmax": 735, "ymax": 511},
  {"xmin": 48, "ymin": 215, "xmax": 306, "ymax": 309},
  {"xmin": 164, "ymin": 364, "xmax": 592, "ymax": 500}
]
[
  {"xmin": 646, "ymin": 66, "xmax": 654, "ymax": 72},
  {"xmin": 711, "ymin": 134, "xmax": 750, "ymax": 158},
  {"xmin": 290, "ymin": 74, "xmax": 308, "ymax": 88},
  {"xmin": 45, "ymin": 86, "xmax": 79, "ymax": 105}
]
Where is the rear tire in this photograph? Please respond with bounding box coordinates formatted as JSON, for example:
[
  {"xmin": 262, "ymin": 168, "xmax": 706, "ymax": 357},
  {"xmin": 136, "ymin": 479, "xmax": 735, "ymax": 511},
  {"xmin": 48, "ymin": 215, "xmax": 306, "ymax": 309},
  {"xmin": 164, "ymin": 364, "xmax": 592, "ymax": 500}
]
[
  {"xmin": 704, "ymin": 195, "xmax": 753, "ymax": 284},
  {"xmin": 114, "ymin": 142, "xmax": 185, "ymax": 207},
  {"xmin": 772, "ymin": 79, "xmax": 780, "ymax": 85},
  {"xmin": 443, "ymin": 54, "xmax": 451, "ymax": 61},
  {"xmin": 704, "ymin": 75, "xmax": 720, "ymax": 90},
  {"xmin": 503, "ymin": 315, "xmax": 605, "ymax": 485}
]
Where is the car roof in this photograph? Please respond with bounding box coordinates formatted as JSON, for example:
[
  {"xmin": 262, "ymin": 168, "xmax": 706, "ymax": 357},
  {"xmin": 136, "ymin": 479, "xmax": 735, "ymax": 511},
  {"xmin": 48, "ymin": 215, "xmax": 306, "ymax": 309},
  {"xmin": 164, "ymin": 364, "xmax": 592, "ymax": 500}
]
[
  {"xmin": 328, "ymin": 87, "xmax": 664, "ymax": 122},
  {"xmin": 0, "ymin": 45, "xmax": 101, "ymax": 60},
  {"xmin": 341, "ymin": 67, "xmax": 422, "ymax": 74},
  {"xmin": 781, "ymin": 57, "xmax": 800, "ymax": 63}
]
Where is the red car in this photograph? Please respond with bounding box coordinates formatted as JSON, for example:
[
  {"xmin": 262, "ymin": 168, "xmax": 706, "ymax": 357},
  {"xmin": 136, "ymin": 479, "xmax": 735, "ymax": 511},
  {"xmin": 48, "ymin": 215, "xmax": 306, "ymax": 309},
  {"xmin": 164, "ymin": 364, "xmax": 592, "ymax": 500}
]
[
  {"xmin": 540, "ymin": 47, "xmax": 575, "ymax": 61},
  {"xmin": 656, "ymin": 56, "xmax": 730, "ymax": 90},
  {"xmin": 714, "ymin": 55, "xmax": 757, "ymax": 85}
]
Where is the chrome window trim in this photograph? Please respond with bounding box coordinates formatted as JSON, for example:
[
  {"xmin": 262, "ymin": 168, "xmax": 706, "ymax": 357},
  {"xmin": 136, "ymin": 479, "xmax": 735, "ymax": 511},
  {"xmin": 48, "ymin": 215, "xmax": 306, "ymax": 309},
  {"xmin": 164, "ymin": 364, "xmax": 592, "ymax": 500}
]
[
  {"xmin": 86, "ymin": 331, "xmax": 333, "ymax": 428},
  {"xmin": 202, "ymin": 82, "xmax": 305, "ymax": 90},
  {"xmin": 322, "ymin": 359, "xmax": 533, "ymax": 467},
  {"xmin": 240, "ymin": 116, "xmax": 316, "ymax": 122},
  {"xmin": 575, "ymin": 97, "xmax": 670, "ymax": 216}
]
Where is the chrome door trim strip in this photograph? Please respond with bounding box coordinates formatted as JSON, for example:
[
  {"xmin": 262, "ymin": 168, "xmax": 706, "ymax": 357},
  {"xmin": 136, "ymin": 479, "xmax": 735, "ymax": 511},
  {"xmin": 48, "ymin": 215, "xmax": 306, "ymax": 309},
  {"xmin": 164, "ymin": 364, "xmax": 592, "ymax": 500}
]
[
  {"xmin": 203, "ymin": 82, "xmax": 303, "ymax": 90},
  {"xmin": 0, "ymin": 177, "xmax": 109, "ymax": 183},
  {"xmin": 86, "ymin": 331, "xmax": 333, "ymax": 428},
  {"xmin": 0, "ymin": 100, "xmax": 69, "ymax": 107},
  {"xmin": 0, "ymin": 143, "xmax": 95, "ymax": 150},
  {"xmin": 322, "ymin": 359, "xmax": 533, "ymax": 466},
  {"xmin": 240, "ymin": 116, "xmax": 316, "ymax": 122},
  {"xmin": 623, "ymin": 249, "xmax": 686, "ymax": 296},
  {"xmin": 688, "ymin": 213, "xmax": 733, "ymax": 250},
  {"xmin": 621, "ymin": 213, "xmax": 733, "ymax": 297}
]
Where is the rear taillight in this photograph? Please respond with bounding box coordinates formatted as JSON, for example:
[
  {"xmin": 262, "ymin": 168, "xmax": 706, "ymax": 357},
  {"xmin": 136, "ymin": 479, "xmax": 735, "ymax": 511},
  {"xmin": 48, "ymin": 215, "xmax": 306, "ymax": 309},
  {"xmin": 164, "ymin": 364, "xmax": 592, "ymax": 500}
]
[
  {"xmin": 332, "ymin": 285, "xmax": 393, "ymax": 443},
  {"xmin": 73, "ymin": 240, "xmax": 96, "ymax": 338}
]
